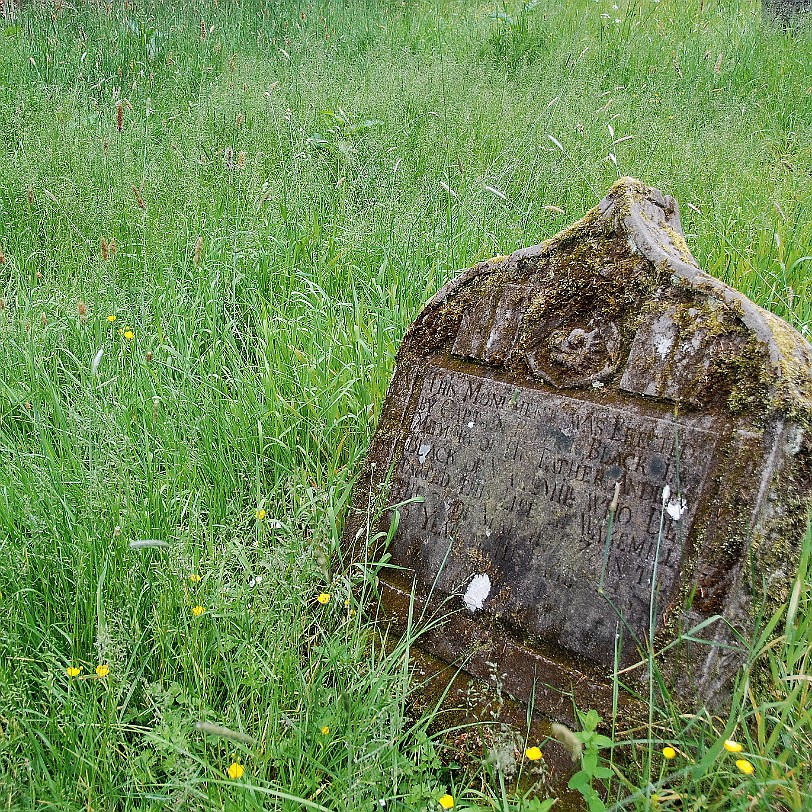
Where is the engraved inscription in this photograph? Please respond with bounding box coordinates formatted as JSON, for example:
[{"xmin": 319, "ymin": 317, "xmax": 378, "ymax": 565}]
[{"xmin": 389, "ymin": 364, "xmax": 721, "ymax": 668}]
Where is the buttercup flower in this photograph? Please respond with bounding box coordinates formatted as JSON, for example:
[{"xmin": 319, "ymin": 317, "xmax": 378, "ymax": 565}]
[
  {"xmin": 317, "ymin": 593, "xmax": 330, "ymax": 604},
  {"xmin": 321, "ymin": 726, "xmax": 330, "ymax": 735},
  {"xmin": 438, "ymin": 795, "xmax": 454, "ymax": 809},
  {"xmin": 106, "ymin": 315, "xmax": 116, "ymax": 323},
  {"xmin": 66, "ymin": 666, "xmax": 81, "ymax": 677},
  {"xmin": 192, "ymin": 605, "xmax": 205, "ymax": 617},
  {"xmin": 255, "ymin": 508, "xmax": 266, "ymax": 520},
  {"xmin": 724, "ymin": 739, "xmax": 743, "ymax": 753},
  {"xmin": 662, "ymin": 746, "xmax": 677, "ymax": 760},
  {"xmin": 525, "ymin": 746, "xmax": 542, "ymax": 761},
  {"xmin": 189, "ymin": 573, "xmax": 201, "ymax": 582},
  {"xmin": 95, "ymin": 664, "xmax": 109, "ymax": 677},
  {"xmin": 123, "ymin": 329, "xmax": 134, "ymax": 340},
  {"xmin": 735, "ymin": 758, "xmax": 755, "ymax": 776},
  {"xmin": 227, "ymin": 761, "xmax": 245, "ymax": 779}
]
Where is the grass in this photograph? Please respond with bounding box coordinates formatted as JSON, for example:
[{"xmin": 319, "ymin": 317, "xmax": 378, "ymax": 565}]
[{"xmin": 0, "ymin": 0, "xmax": 810, "ymax": 808}]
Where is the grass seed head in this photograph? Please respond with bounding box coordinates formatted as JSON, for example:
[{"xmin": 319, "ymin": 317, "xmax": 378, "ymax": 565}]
[
  {"xmin": 714, "ymin": 52, "xmax": 724, "ymax": 75},
  {"xmin": 551, "ymin": 722, "xmax": 583, "ymax": 762},
  {"xmin": 194, "ymin": 235, "xmax": 203, "ymax": 265},
  {"xmin": 100, "ymin": 236, "xmax": 109, "ymax": 260},
  {"xmin": 116, "ymin": 100, "xmax": 123, "ymax": 132}
]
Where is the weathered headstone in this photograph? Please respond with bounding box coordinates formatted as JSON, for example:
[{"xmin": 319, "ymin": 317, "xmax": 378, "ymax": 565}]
[
  {"xmin": 763, "ymin": 0, "xmax": 810, "ymax": 27},
  {"xmin": 343, "ymin": 178, "xmax": 812, "ymax": 722}
]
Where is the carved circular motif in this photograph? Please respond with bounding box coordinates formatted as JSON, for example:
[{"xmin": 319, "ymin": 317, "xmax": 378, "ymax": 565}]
[{"xmin": 526, "ymin": 319, "xmax": 621, "ymax": 387}]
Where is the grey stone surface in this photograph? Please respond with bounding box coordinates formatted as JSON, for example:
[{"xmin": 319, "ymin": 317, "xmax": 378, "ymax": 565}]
[
  {"xmin": 343, "ymin": 178, "xmax": 812, "ymax": 720},
  {"xmin": 763, "ymin": 0, "xmax": 810, "ymax": 26}
]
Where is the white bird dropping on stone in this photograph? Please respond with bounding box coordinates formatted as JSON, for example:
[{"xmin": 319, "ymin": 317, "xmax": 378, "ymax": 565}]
[
  {"xmin": 667, "ymin": 496, "xmax": 688, "ymax": 520},
  {"xmin": 463, "ymin": 573, "xmax": 491, "ymax": 612}
]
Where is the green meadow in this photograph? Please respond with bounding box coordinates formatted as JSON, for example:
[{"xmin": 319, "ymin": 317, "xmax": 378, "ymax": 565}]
[{"xmin": 0, "ymin": 0, "xmax": 810, "ymax": 808}]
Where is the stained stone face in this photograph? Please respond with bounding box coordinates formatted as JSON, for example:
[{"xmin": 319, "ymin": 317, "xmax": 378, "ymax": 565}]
[{"xmin": 343, "ymin": 178, "xmax": 812, "ymax": 719}]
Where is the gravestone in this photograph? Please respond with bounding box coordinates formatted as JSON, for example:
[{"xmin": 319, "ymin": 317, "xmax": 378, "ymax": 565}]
[
  {"xmin": 343, "ymin": 178, "xmax": 812, "ymax": 721},
  {"xmin": 763, "ymin": 0, "xmax": 810, "ymax": 27}
]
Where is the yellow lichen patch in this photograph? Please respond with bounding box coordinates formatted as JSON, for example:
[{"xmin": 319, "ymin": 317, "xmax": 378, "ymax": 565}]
[
  {"xmin": 761, "ymin": 309, "xmax": 812, "ymax": 413},
  {"xmin": 662, "ymin": 222, "xmax": 698, "ymax": 267}
]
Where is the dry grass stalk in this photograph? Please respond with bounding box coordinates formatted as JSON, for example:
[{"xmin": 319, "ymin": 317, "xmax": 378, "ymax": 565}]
[
  {"xmin": 133, "ymin": 186, "xmax": 145, "ymax": 209},
  {"xmin": 713, "ymin": 53, "xmax": 724, "ymax": 75},
  {"xmin": 100, "ymin": 236, "xmax": 109, "ymax": 260},
  {"xmin": 116, "ymin": 100, "xmax": 123, "ymax": 132},
  {"xmin": 193, "ymin": 235, "xmax": 203, "ymax": 265}
]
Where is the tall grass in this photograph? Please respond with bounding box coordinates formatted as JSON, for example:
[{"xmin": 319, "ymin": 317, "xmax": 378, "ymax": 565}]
[{"xmin": 0, "ymin": 0, "xmax": 810, "ymax": 808}]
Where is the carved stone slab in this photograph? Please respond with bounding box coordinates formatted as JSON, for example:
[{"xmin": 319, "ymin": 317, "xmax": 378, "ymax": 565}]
[{"xmin": 343, "ymin": 178, "xmax": 812, "ymax": 720}]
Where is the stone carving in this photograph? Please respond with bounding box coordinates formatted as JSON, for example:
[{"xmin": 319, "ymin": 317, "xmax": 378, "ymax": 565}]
[{"xmin": 342, "ymin": 178, "xmax": 812, "ymax": 722}]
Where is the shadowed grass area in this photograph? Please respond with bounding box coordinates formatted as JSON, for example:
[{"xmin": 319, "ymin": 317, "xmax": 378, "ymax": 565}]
[{"xmin": 0, "ymin": 0, "xmax": 810, "ymax": 808}]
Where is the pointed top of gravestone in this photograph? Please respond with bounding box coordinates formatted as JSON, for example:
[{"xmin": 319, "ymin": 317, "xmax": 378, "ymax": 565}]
[
  {"xmin": 407, "ymin": 176, "xmax": 812, "ymax": 419},
  {"xmin": 345, "ymin": 178, "xmax": 812, "ymax": 721}
]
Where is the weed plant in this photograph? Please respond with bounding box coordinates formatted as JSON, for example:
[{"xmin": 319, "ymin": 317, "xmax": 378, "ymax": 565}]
[{"xmin": 0, "ymin": 0, "xmax": 810, "ymax": 808}]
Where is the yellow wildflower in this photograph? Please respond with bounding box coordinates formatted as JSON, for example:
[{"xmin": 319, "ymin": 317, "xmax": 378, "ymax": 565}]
[
  {"xmin": 66, "ymin": 666, "xmax": 81, "ymax": 677},
  {"xmin": 106, "ymin": 315, "xmax": 116, "ymax": 323},
  {"xmin": 321, "ymin": 726, "xmax": 330, "ymax": 735},
  {"xmin": 189, "ymin": 573, "xmax": 201, "ymax": 582},
  {"xmin": 123, "ymin": 329, "xmax": 134, "ymax": 340},
  {"xmin": 662, "ymin": 746, "xmax": 677, "ymax": 760},
  {"xmin": 227, "ymin": 761, "xmax": 245, "ymax": 779},
  {"xmin": 525, "ymin": 746, "xmax": 542, "ymax": 761},
  {"xmin": 255, "ymin": 508, "xmax": 266, "ymax": 520},
  {"xmin": 735, "ymin": 758, "xmax": 755, "ymax": 775},
  {"xmin": 724, "ymin": 739, "xmax": 743, "ymax": 753},
  {"xmin": 317, "ymin": 593, "xmax": 330, "ymax": 604},
  {"xmin": 192, "ymin": 605, "xmax": 205, "ymax": 617},
  {"xmin": 95, "ymin": 664, "xmax": 109, "ymax": 677},
  {"xmin": 438, "ymin": 795, "xmax": 454, "ymax": 809}
]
